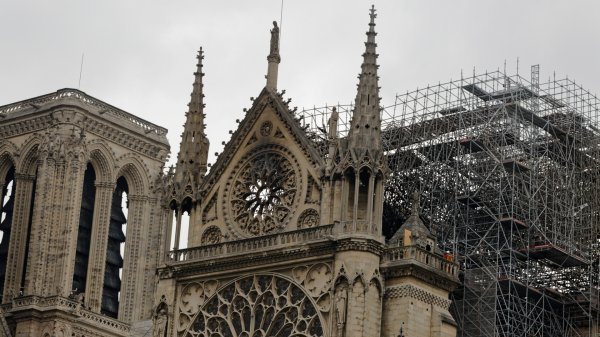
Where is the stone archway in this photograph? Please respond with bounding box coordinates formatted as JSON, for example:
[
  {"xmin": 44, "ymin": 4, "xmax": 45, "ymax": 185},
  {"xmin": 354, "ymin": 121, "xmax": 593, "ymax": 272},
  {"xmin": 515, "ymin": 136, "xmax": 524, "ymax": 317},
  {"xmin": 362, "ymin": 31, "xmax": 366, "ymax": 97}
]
[{"xmin": 182, "ymin": 274, "xmax": 325, "ymax": 337}]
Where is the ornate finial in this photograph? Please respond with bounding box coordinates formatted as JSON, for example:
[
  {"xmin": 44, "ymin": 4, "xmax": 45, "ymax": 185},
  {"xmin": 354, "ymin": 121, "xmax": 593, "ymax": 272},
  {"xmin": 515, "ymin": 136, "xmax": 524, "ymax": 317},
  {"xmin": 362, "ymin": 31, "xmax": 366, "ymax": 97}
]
[
  {"xmin": 197, "ymin": 47, "xmax": 204, "ymax": 62},
  {"xmin": 411, "ymin": 190, "xmax": 420, "ymax": 215},
  {"xmin": 370, "ymin": 5, "xmax": 377, "ymax": 25},
  {"xmin": 266, "ymin": 21, "xmax": 281, "ymax": 90}
]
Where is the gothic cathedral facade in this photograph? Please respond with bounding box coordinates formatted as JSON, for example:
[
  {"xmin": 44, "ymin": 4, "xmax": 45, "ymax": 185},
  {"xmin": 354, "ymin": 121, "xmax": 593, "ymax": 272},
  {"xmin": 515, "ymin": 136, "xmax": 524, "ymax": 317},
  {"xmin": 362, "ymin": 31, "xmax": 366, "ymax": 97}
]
[{"xmin": 0, "ymin": 6, "xmax": 458, "ymax": 337}]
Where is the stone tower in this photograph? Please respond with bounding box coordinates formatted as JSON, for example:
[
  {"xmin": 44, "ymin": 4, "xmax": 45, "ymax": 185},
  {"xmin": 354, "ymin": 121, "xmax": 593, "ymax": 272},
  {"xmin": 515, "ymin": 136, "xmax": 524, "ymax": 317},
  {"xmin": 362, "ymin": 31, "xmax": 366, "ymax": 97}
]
[
  {"xmin": 154, "ymin": 6, "xmax": 459, "ymax": 337},
  {"xmin": 382, "ymin": 192, "xmax": 459, "ymax": 337},
  {"xmin": 322, "ymin": 5, "xmax": 387, "ymax": 337},
  {"xmin": 0, "ymin": 89, "xmax": 169, "ymax": 336}
]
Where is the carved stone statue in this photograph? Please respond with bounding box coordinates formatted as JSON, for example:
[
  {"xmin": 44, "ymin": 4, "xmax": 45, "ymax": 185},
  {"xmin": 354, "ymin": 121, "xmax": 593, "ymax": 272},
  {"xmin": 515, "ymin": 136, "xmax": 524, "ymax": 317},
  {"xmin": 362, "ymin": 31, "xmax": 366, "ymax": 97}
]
[
  {"xmin": 153, "ymin": 296, "xmax": 169, "ymax": 337},
  {"xmin": 334, "ymin": 284, "xmax": 348, "ymax": 336},
  {"xmin": 269, "ymin": 21, "xmax": 279, "ymax": 56}
]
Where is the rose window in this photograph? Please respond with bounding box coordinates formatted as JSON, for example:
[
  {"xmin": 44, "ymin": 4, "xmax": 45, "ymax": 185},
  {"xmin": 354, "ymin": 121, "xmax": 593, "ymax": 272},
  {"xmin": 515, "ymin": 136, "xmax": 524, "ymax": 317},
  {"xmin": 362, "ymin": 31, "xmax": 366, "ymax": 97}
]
[
  {"xmin": 182, "ymin": 275, "xmax": 323, "ymax": 337},
  {"xmin": 229, "ymin": 152, "xmax": 297, "ymax": 236}
]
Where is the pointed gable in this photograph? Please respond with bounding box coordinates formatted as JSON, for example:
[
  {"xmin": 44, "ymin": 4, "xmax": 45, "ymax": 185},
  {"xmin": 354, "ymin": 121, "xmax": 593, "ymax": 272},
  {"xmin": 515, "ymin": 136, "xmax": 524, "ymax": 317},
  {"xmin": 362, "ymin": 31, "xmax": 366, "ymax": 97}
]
[
  {"xmin": 202, "ymin": 87, "xmax": 323, "ymax": 194},
  {"xmin": 190, "ymin": 87, "xmax": 325, "ymax": 243}
]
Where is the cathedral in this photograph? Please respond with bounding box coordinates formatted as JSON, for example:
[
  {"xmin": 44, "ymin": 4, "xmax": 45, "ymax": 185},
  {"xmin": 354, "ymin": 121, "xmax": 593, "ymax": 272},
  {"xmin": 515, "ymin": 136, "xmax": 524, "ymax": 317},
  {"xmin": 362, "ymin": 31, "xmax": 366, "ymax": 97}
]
[{"xmin": 0, "ymin": 6, "xmax": 469, "ymax": 337}]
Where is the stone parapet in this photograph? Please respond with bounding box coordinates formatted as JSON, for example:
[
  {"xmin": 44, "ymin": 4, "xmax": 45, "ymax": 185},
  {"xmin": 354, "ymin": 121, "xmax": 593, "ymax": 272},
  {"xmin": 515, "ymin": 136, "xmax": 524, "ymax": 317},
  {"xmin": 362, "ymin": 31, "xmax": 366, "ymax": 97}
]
[
  {"xmin": 168, "ymin": 224, "xmax": 335, "ymax": 263},
  {"xmin": 5, "ymin": 295, "xmax": 130, "ymax": 336},
  {"xmin": 383, "ymin": 245, "xmax": 459, "ymax": 278}
]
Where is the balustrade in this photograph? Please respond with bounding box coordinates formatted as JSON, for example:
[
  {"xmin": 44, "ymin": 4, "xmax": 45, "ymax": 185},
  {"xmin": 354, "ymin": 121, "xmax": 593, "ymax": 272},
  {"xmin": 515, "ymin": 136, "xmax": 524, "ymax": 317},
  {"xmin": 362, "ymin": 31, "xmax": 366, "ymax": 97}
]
[
  {"xmin": 383, "ymin": 245, "xmax": 459, "ymax": 277},
  {"xmin": 169, "ymin": 224, "xmax": 335, "ymax": 262}
]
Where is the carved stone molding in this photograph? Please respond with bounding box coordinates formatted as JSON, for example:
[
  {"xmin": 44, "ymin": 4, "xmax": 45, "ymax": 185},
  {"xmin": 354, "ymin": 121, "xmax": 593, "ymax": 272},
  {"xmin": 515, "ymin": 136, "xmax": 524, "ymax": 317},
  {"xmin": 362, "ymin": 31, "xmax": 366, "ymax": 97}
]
[
  {"xmin": 382, "ymin": 263, "xmax": 459, "ymax": 292},
  {"xmin": 384, "ymin": 284, "xmax": 451, "ymax": 310},
  {"xmin": 297, "ymin": 208, "xmax": 320, "ymax": 229},
  {"xmin": 335, "ymin": 238, "xmax": 384, "ymax": 255}
]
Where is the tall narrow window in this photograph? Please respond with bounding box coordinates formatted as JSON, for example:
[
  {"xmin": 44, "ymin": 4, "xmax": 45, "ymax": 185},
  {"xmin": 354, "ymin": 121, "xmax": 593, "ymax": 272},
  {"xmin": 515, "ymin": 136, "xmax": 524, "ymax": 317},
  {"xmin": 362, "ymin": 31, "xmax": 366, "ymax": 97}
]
[
  {"xmin": 101, "ymin": 176, "xmax": 128, "ymax": 318},
  {"xmin": 180, "ymin": 198, "xmax": 192, "ymax": 250},
  {"xmin": 73, "ymin": 164, "xmax": 96, "ymax": 293},
  {"xmin": 0, "ymin": 167, "xmax": 15, "ymax": 296}
]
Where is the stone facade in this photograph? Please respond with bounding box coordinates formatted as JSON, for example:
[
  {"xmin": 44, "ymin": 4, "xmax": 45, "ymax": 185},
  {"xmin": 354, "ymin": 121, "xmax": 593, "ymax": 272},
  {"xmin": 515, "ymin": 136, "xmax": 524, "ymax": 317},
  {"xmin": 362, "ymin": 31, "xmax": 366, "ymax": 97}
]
[
  {"xmin": 0, "ymin": 89, "xmax": 169, "ymax": 336},
  {"xmin": 157, "ymin": 6, "xmax": 459, "ymax": 337},
  {"xmin": 0, "ymin": 5, "xmax": 460, "ymax": 337}
]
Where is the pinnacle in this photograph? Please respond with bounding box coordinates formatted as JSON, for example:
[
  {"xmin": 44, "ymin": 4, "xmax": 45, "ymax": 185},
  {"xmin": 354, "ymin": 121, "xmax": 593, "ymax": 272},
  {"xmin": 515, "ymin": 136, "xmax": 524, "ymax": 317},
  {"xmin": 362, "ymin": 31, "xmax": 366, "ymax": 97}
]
[
  {"xmin": 175, "ymin": 48, "xmax": 210, "ymax": 185},
  {"xmin": 348, "ymin": 5, "xmax": 382, "ymax": 152}
]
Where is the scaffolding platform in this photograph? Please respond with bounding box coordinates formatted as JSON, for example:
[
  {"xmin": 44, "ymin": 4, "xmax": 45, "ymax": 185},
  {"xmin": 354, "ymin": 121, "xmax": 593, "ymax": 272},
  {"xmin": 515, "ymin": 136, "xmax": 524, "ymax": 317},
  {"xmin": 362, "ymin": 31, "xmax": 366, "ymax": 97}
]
[
  {"xmin": 502, "ymin": 159, "xmax": 530, "ymax": 174},
  {"xmin": 524, "ymin": 244, "xmax": 589, "ymax": 267},
  {"xmin": 498, "ymin": 276, "xmax": 564, "ymax": 307},
  {"xmin": 459, "ymin": 138, "xmax": 486, "ymax": 153}
]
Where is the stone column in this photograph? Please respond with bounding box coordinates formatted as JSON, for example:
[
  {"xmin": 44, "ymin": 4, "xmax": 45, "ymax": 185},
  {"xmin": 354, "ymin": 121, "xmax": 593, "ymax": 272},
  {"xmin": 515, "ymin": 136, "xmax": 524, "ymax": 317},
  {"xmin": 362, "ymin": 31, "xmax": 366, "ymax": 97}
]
[
  {"xmin": 161, "ymin": 206, "xmax": 174, "ymax": 264},
  {"xmin": 85, "ymin": 181, "xmax": 114, "ymax": 312},
  {"xmin": 137, "ymin": 195, "xmax": 163, "ymax": 321},
  {"xmin": 366, "ymin": 174, "xmax": 375, "ymax": 227},
  {"xmin": 173, "ymin": 207, "xmax": 182, "ymax": 250},
  {"xmin": 340, "ymin": 176, "xmax": 348, "ymax": 226},
  {"xmin": 119, "ymin": 194, "xmax": 147, "ymax": 323},
  {"xmin": 3, "ymin": 173, "xmax": 35, "ymax": 300},
  {"xmin": 24, "ymin": 154, "xmax": 56, "ymax": 296},
  {"xmin": 53, "ymin": 159, "xmax": 86, "ymax": 297},
  {"xmin": 352, "ymin": 174, "xmax": 360, "ymax": 231},
  {"xmin": 374, "ymin": 180, "xmax": 383, "ymax": 234}
]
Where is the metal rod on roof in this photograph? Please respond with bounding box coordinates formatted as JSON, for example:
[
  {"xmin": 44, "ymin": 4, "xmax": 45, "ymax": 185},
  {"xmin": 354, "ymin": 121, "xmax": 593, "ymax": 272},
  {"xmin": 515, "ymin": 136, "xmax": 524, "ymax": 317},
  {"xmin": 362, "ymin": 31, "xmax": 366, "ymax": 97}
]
[{"xmin": 78, "ymin": 53, "xmax": 85, "ymax": 89}]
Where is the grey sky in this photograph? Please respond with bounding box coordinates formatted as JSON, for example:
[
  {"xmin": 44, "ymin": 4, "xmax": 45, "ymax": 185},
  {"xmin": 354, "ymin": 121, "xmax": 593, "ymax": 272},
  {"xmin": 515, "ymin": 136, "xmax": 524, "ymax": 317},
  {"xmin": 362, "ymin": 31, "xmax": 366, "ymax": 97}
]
[{"xmin": 2, "ymin": 0, "xmax": 599, "ymax": 166}]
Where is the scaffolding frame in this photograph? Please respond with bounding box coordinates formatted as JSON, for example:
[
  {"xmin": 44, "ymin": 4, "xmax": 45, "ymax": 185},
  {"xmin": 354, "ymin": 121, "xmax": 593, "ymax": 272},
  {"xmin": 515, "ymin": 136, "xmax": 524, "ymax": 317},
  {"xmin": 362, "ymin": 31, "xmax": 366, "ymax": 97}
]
[{"xmin": 301, "ymin": 66, "xmax": 600, "ymax": 337}]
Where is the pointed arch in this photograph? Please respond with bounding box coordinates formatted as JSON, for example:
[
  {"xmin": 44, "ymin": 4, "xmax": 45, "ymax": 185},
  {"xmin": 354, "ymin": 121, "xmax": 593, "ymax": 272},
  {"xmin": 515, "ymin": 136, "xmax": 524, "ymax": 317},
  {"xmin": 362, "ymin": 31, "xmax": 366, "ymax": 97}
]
[
  {"xmin": 116, "ymin": 160, "xmax": 147, "ymax": 196},
  {"xmin": 351, "ymin": 272, "xmax": 367, "ymax": 288},
  {"xmin": 17, "ymin": 135, "xmax": 41, "ymax": 176},
  {"xmin": 181, "ymin": 274, "xmax": 326, "ymax": 337},
  {"xmin": 88, "ymin": 141, "xmax": 116, "ymax": 183},
  {"xmin": 0, "ymin": 152, "xmax": 16, "ymax": 182}
]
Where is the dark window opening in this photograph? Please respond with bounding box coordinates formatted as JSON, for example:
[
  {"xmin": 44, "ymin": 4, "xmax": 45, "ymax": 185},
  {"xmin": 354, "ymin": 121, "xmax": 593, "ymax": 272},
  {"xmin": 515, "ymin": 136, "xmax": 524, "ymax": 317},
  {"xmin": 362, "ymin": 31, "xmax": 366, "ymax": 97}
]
[
  {"xmin": 0, "ymin": 167, "xmax": 16, "ymax": 297},
  {"xmin": 101, "ymin": 176, "xmax": 128, "ymax": 318},
  {"xmin": 73, "ymin": 164, "xmax": 96, "ymax": 294}
]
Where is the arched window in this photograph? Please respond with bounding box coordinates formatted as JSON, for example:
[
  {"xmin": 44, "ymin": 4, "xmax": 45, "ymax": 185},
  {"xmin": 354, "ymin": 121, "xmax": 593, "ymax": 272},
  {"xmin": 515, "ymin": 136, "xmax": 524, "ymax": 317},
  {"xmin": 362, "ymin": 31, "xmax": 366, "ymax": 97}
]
[
  {"xmin": 0, "ymin": 167, "xmax": 15, "ymax": 295},
  {"xmin": 170, "ymin": 198, "xmax": 191, "ymax": 250},
  {"xmin": 179, "ymin": 197, "xmax": 192, "ymax": 250},
  {"xmin": 101, "ymin": 176, "xmax": 128, "ymax": 318},
  {"xmin": 73, "ymin": 163, "xmax": 96, "ymax": 294}
]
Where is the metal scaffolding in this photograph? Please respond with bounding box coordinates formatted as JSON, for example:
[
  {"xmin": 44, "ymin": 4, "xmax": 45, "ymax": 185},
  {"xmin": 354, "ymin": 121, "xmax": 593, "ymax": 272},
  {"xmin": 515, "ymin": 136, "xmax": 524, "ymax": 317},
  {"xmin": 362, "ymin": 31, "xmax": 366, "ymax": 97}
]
[{"xmin": 301, "ymin": 66, "xmax": 600, "ymax": 337}]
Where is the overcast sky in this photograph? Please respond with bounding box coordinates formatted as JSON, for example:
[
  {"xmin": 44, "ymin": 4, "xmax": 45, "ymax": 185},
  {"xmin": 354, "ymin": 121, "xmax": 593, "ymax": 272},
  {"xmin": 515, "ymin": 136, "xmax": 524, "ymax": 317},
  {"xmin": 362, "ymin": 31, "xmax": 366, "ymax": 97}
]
[{"xmin": 2, "ymin": 1, "xmax": 599, "ymax": 167}]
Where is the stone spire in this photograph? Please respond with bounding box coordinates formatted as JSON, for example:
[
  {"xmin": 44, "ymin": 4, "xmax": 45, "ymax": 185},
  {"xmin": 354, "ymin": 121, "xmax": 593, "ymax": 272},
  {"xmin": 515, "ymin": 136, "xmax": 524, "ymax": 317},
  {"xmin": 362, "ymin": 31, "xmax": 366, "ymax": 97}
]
[
  {"xmin": 175, "ymin": 47, "xmax": 210, "ymax": 185},
  {"xmin": 348, "ymin": 5, "xmax": 381, "ymax": 151},
  {"xmin": 266, "ymin": 21, "xmax": 281, "ymax": 90}
]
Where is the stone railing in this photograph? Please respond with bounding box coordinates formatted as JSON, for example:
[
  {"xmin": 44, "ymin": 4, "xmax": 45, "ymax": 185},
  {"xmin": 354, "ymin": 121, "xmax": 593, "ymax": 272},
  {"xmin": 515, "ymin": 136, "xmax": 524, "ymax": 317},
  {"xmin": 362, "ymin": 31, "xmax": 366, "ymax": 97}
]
[
  {"xmin": 169, "ymin": 224, "xmax": 335, "ymax": 262},
  {"xmin": 7, "ymin": 295, "xmax": 130, "ymax": 334},
  {"xmin": 0, "ymin": 88, "xmax": 167, "ymax": 136},
  {"xmin": 383, "ymin": 245, "xmax": 459, "ymax": 278},
  {"xmin": 334, "ymin": 220, "xmax": 379, "ymax": 236}
]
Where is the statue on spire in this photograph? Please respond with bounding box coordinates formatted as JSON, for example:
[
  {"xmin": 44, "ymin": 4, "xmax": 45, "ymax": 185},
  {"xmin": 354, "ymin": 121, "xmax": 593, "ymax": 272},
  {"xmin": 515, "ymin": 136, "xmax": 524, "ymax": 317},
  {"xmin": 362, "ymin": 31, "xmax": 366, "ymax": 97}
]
[
  {"xmin": 269, "ymin": 21, "xmax": 280, "ymax": 56},
  {"xmin": 266, "ymin": 21, "xmax": 281, "ymax": 90}
]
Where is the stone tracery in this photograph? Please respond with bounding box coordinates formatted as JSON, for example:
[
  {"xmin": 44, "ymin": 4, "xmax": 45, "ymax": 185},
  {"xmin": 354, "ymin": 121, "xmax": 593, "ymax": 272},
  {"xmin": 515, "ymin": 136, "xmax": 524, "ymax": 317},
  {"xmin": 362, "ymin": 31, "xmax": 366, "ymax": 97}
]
[
  {"xmin": 228, "ymin": 151, "xmax": 298, "ymax": 236},
  {"xmin": 181, "ymin": 275, "xmax": 324, "ymax": 337}
]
